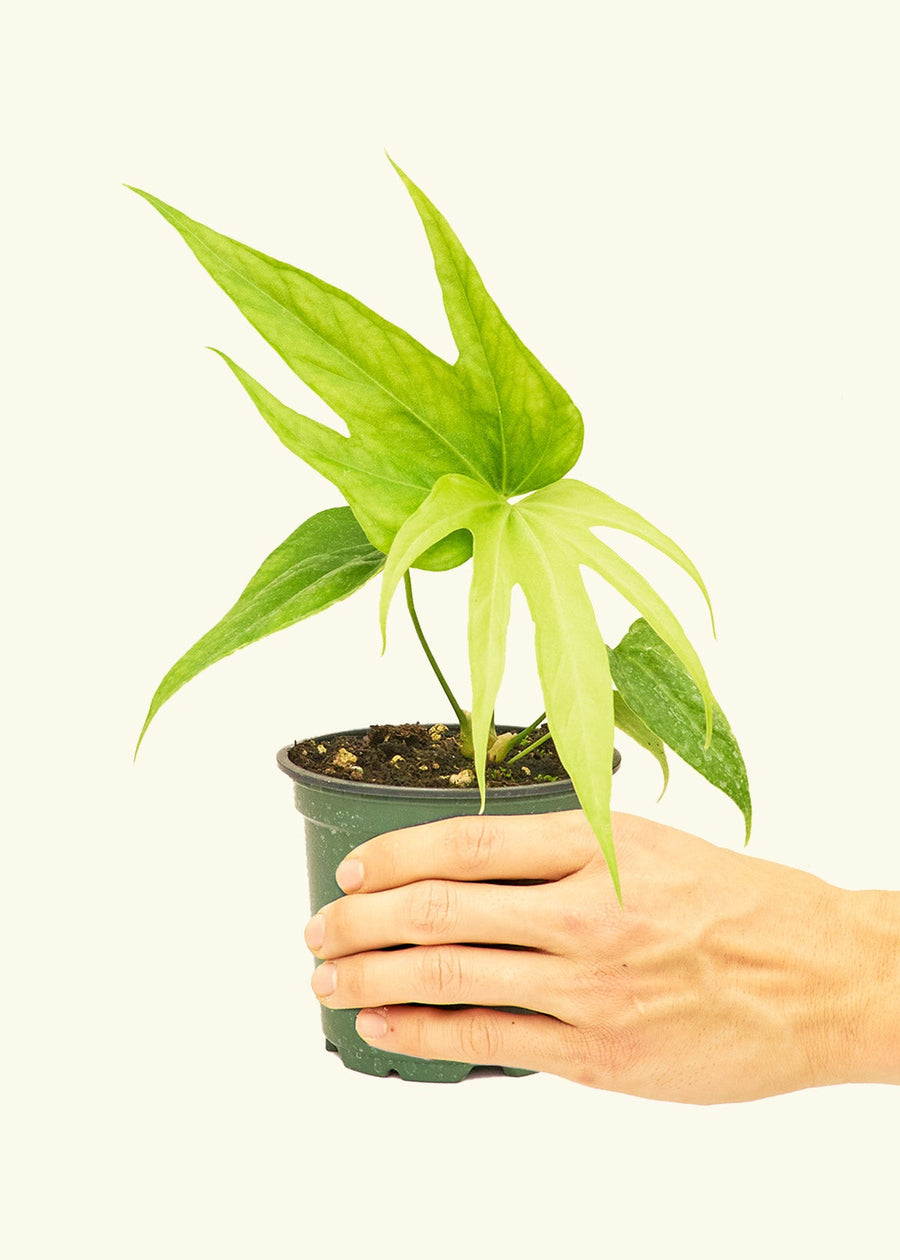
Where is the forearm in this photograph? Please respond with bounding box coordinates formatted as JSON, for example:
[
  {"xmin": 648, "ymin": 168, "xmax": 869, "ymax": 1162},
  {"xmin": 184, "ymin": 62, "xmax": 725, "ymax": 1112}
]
[{"xmin": 840, "ymin": 889, "xmax": 900, "ymax": 1085}]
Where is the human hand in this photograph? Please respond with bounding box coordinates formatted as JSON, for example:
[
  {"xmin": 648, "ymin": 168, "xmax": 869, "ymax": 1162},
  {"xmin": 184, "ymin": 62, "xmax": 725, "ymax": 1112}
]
[{"xmin": 303, "ymin": 811, "xmax": 900, "ymax": 1102}]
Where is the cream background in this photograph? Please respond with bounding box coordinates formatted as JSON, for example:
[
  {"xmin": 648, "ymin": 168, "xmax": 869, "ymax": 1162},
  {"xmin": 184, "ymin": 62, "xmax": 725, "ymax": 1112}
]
[{"xmin": 4, "ymin": 3, "xmax": 899, "ymax": 1256}]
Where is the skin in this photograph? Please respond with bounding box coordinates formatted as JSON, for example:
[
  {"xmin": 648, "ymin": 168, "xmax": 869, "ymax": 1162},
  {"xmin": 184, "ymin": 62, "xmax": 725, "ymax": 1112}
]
[{"xmin": 303, "ymin": 811, "xmax": 900, "ymax": 1103}]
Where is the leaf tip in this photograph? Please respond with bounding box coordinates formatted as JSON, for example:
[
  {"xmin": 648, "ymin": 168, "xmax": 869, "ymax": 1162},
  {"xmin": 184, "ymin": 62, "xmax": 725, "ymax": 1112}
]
[
  {"xmin": 206, "ymin": 346, "xmax": 234, "ymax": 371},
  {"xmin": 385, "ymin": 150, "xmax": 406, "ymax": 179},
  {"xmin": 705, "ymin": 593, "xmax": 717, "ymax": 640},
  {"xmin": 378, "ymin": 585, "xmax": 392, "ymax": 656},
  {"xmin": 133, "ymin": 715, "xmax": 151, "ymax": 762},
  {"xmin": 595, "ymin": 819, "xmax": 623, "ymax": 904},
  {"xmin": 124, "ymin": 184, "xmax": 158, "ymax": 208}
]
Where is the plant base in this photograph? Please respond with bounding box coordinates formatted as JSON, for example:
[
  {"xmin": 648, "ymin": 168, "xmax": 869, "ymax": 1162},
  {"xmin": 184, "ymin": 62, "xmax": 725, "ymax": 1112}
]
[{"xmin": 278, "ymin": 727, "xmax": 619, "ymax": 1083}]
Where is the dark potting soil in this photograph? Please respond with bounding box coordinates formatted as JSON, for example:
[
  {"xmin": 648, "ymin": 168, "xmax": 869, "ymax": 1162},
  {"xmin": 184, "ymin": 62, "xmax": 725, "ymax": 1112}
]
[{"xmin": 287, "ymin": 723, "xmax": 569, "ymax": 788}]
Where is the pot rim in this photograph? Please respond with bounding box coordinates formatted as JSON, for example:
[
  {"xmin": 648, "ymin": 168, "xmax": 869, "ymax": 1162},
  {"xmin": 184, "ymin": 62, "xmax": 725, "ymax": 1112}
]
[{"xmin": 276, "ymin": 725, "xmax": 620, "ymax": 801}]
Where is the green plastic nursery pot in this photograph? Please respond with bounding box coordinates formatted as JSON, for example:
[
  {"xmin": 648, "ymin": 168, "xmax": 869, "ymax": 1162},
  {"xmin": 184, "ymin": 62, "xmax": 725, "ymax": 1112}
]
[{"xmin": 278, "ymin": 728, "xmax": 621, "ymax": 1083}]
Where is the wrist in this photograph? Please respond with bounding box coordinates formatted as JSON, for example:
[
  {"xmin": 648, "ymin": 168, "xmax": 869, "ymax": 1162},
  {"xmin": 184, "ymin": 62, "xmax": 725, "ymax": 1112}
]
[{"xmin": 834, "ymin": 888, "xmax": 900, "ymax": 1085}]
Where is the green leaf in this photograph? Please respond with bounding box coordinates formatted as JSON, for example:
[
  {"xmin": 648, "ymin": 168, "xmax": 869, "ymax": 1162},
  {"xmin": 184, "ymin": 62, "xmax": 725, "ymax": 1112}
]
[
  {"xmin": 214, "ymin": 351, "xmax": 470, "ymax": 571},
  {"xmin": 129, "ymin": 164, "xmax": 582, "ymax": 565},
  {"xmin": 136, "ymin": 507, "xmax": 385, "ymax": 754},
  {"xmin": 127, "ymin": 187, "xmax": 490, "ymax": 484},
  {"xmin": 381, "ymin": 473, "xmax": 620, "ymax": 892},
  {"xmin": 378, "ymin": 475, "xmax": 511, "ymax": 809},
  {"xmin": 609, "ymin": 619, "xmax": 752, "ymax": 842},
  {"xmin": 508, "ymin": 506, "xmax": 620, "ymax": 897},
  {"xmin": 518, "ymin": 478, "xmax": 716, "ymax": 743},
  {"xmin": 380, "ymin": 474, "xmax": 719, "ymax": 898},
  {"xmin": 520, "ymin": 478, "xmax": 715, "ymax": 631},
  {"xmin": 613, "ymin": 691, "xmax": 669, "ymax": 799},
  {"xmin": 388, "ymin": 160, "xmax": 583, "ymax": 495},
  {"xmin": 379, "ymin": 476, "xmax": 508, "ymax": 633}
]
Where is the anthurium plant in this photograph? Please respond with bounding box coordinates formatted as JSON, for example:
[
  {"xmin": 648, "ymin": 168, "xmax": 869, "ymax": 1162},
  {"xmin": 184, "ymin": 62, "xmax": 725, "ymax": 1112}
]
[{"xmin": 132, "ymin": 159, "xmax": 750, "ymax": 898}]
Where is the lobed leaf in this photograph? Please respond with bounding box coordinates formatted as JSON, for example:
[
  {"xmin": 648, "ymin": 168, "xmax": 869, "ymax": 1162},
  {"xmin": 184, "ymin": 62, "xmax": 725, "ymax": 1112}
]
[
  {"xmin": 389, "ymin": 160, "xmax": 584, "ymax": 495},
  {"xmin": 609, "ymin": 619, "xmax": 751, "ymax": 842},
  {"xmin": 215, "ymin": 351, "xmax": 470, "ymax": 571},
  {"xmin": 126, "ymin": 187, "xmax": 494, "ymax": 480},
  {"xmin": 130, "ymin": 165, "xmax": 582, "ymax": 566},
  {"xmin": 525, "ymin": 479, "xmax": 715, "ymax": 632},
  {"xmin": 379, "ymin": 476, "xmax": 508, "ymax": 639},
  {"xmin": 136, "ymin": 507, "xmax": 385, "ymax": 754},
  {"xmin": 379, "ymin": 474, "xmax": 727, "ymax": 896},
  {"xmin": 518, "ymin": 479, "xmax": 715, "ymax": 743},
  {"xmin": 506, "ymin": 507, "xmax": 620, "ymax": 897}
]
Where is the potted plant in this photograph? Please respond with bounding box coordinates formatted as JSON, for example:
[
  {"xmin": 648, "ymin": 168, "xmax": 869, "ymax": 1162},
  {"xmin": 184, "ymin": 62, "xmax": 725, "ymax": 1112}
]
[{"xmin": 132, "ymin": 159, "xmax": 750, "ymax": 1081}]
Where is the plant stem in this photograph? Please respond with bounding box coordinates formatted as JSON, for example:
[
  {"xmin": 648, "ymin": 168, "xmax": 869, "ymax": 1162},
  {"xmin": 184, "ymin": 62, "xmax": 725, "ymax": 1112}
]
[
  {"xmin": 404, "ymin": 572, "xmax": 467, "ymax": 728},
  {"xmin": 505, "ymin": 728, "xmax": 553, "ymax": 767},
  {"xmin": 500, "ymin": 710, "xmax": 546, "ymax": 757}
]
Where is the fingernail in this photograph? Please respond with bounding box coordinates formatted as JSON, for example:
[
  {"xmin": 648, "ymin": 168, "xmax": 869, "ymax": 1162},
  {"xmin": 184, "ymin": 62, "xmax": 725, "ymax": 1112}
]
[
  {"xmin": 356, "ymin": 1009, "xmax": 388, "ymax": 1039},
  {"xmin": 312, "ymin": 962, "xmax": 337, "ymax": 997},
  {"xmin": 304, "ymin": 914, "xmax": 325, "ymax": 951},
  {"xmin": 336, "ymin": 858, "xmax": 364, "ymax": 892}
]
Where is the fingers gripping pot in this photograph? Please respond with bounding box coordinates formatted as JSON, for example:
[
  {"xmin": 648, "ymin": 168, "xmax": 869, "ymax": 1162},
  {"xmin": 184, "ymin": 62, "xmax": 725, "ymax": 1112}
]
[{"xmin": 278, "ymin": 729, "xmax": 621, "ymax": 1083}]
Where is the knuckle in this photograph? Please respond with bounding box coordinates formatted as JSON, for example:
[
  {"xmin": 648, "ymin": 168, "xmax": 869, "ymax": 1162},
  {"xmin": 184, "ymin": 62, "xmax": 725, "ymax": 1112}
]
[
  {"xmin": 558, "ymin": 884, "xmax": 638, "ymax": 953},
  {"xmin": 459, "ymin": 1010, "xmax": 503, "ymax": 1063},
  {"xmin": 398, "ymin": 1007, "xmax": 450, "ymax": 1062},
  {"xmin": 561, "ymin": 1021, "xmax": 637, "ymax": 1089},
  {"xmin": 409, "ymin": 880, "xmax": 456, "ymax": 938},
  {"xmin": 452, "ymin": 816, "xmax": 497, "ymax": 874},
  {"xmin": 591, "ymin": 1019, "xmax": 640, "ymax": 1079},
  {"xmin": 600, "ymin": 1022, "xmax": 642, "ymax": 1085},
  {"xmin": 559, "ymin": 1026, "xmax": 600, "ymax": 1087},
  {"xmin": 563, "ymin": 810, "xmax": 607, "ymax": 867},
  {"xmin": 418, "ymin": 946, "xmax": 465, "ymax": 1001},
  {"xmin": 559, "ymin": 906, "xmax": 604, "ymax": 953},
  {"xmin": 396, "ymin": 1013, "xmax": 430, "ymax": 1059}
]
